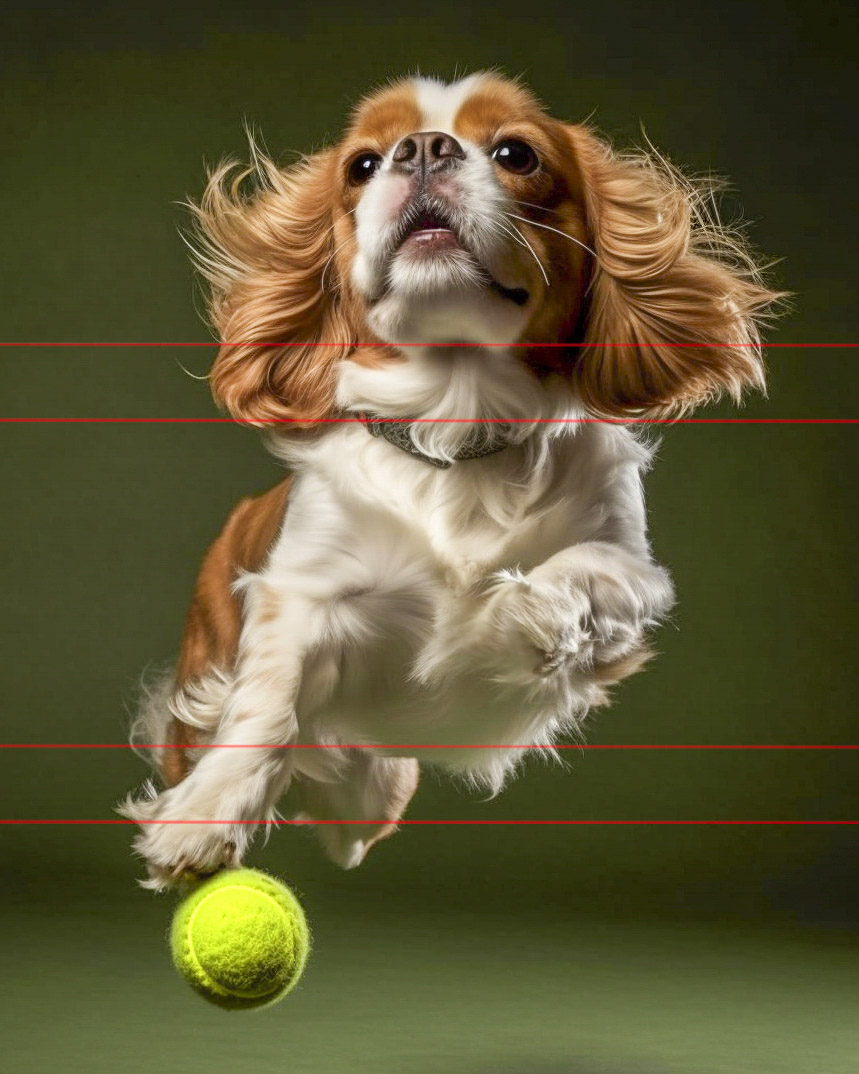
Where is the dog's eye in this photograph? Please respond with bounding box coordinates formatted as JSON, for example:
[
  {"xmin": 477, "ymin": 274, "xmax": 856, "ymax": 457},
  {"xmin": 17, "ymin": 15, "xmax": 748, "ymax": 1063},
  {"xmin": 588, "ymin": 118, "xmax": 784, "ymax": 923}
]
[
  {"xmin": 491, "ymin": 139, "xmax": 539, "ymax": 175},
  {"xmin": 347, "ymin": 152, "xmax": 383, "ymax": 185}
]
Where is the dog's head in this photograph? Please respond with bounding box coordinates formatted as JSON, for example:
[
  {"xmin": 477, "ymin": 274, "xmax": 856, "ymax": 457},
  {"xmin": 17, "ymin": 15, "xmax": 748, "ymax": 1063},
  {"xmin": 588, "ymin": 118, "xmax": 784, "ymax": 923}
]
[
  {"xmin": 192, "ymin": 73, "xmax": 781, "ymax": 427},
  {"xmin": 342, "ymin": 73, "xmax": 590, "ymax": 352}
]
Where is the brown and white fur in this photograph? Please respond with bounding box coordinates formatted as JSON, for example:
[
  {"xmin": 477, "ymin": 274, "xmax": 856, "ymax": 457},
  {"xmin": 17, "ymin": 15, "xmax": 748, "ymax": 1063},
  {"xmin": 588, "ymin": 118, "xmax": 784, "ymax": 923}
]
[{"xmin": 121, "ymin": 73, "xmax": 780, "ymax": 889}]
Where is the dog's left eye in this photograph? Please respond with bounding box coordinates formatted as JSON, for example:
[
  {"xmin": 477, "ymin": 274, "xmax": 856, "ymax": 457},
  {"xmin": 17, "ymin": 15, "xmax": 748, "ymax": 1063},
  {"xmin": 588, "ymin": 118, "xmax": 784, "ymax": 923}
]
[
  {"xmin": 347, "ymin": 152, "xmax": 383, "ymax": 185},
  {"xmin": 491, "ymin": 139, "xmax": 539, "ymax": 175}
]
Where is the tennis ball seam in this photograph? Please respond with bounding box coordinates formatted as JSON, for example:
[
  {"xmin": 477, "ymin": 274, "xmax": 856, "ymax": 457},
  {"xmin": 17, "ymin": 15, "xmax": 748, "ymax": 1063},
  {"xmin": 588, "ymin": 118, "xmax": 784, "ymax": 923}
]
[{"xmin": 186, "ymin": 885, "xmax": 296, "ymax": 1000}]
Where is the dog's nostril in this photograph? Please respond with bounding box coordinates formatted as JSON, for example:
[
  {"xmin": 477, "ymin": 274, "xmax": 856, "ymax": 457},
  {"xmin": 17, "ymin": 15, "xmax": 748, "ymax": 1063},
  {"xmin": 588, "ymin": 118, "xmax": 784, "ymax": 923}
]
[
  {"xmin": 393, "ymin": 137, "xmax": 418, "ymax": 163},
  {"xmin": 431, "ymin": 134, "xmax": 465, "ymax": 160}
]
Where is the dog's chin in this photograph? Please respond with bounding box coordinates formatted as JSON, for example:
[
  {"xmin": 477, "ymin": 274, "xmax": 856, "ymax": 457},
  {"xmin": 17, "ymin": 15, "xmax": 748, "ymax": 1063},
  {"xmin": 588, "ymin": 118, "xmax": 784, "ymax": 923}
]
[
  {"xmin": 365, "ymin": 246, "xmax": 532, "ymax": 346},
  {"xmin": 390, "ymin": 238, "xmax": 486, "ymax": 291},
  {"xmin": 367, "ymin": 285, "xmax": 531, "ymax": 346}
]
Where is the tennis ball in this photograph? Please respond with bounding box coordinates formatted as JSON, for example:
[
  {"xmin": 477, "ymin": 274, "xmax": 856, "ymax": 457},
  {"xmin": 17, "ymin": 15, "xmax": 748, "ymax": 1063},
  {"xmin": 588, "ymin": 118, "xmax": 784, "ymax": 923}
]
[{"xmin": 169, "ymin": 868, "xmax": 311, "ymax": 1010}]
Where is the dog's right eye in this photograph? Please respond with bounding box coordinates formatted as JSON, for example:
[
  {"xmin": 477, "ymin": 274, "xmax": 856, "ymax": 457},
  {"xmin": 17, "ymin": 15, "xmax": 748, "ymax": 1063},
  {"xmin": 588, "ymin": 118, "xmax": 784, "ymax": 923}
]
[{"xmin": 347, "ymin": 152, "xmax": 383, "ymax": 185}]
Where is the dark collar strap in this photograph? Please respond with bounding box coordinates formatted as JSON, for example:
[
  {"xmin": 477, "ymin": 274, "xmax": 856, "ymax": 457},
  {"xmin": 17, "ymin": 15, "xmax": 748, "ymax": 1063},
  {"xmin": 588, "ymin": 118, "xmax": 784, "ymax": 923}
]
[{"xmin": 358, "ymin": 413, "xmax": 516, "ymax": 469}]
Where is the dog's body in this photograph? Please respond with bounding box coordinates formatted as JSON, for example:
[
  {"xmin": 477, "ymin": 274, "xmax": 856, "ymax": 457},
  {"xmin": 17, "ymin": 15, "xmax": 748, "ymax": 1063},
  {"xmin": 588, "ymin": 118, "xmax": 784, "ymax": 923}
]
[{"xmin": 123, "ymin": 73, "xmax": 779, "ymax": 888}]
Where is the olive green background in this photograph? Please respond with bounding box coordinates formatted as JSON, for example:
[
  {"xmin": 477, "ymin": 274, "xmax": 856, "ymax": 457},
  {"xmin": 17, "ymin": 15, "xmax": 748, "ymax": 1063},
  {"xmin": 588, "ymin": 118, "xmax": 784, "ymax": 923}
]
[{"xmin": 1, "ymin": 2, "xmax": 857, "ymax": 1071}]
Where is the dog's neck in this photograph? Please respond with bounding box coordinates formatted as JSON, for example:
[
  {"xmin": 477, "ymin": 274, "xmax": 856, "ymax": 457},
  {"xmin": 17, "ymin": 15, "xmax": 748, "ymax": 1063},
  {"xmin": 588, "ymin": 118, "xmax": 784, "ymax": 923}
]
[
  {"xmin": 338, "ymin": 344, "xmax": 555, "ymax": 467},
  {"xmin": 358, "ymin": 410, "xmax": 517, "ymax": 469}
]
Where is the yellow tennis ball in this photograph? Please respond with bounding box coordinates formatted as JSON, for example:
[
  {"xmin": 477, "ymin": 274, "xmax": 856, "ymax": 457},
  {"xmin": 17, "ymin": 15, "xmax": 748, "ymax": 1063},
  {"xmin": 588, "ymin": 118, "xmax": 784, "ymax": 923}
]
[{"xmin": 169, "ymin": 868, "xmax": 311, "ymax": 1010}]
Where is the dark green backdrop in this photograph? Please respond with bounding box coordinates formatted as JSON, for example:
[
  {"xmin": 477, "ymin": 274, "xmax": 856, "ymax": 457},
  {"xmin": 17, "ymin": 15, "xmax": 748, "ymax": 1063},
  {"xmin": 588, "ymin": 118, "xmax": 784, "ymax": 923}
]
[{"xmin": 2, "ymin": 2, "xmax": 857, "ymax": 1071}]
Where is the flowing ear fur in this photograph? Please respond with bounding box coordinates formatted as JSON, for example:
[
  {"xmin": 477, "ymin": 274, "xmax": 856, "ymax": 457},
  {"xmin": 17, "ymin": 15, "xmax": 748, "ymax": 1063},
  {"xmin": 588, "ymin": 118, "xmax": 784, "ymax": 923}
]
[
  {"xmin": 186, "ymin": 142, "xmax": 355, "ymax": 427},
  {"xmin": 567, "ymin": 126, "xmax": 786, "ymax": 416}
]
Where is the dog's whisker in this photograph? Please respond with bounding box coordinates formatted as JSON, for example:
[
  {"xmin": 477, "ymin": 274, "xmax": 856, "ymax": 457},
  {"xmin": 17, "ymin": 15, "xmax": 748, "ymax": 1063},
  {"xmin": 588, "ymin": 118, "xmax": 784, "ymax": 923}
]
[
  {"xmin": 485, "ymin": 217, "xmax": 529, "ymax": 251},
  {"xmin": 497, "ymin": 219, "xmax": 550, "ymax": 288},
  {"xmin": 513, "ymin": 199, "xmax": 560, "ymax": 216},
  {"xmin": 494, "ymin": 218, "xmax": 548, "ymax": 284},
  {"xmin": 505, "ymin": 211, "xmax": 599, "ymax": 262}
]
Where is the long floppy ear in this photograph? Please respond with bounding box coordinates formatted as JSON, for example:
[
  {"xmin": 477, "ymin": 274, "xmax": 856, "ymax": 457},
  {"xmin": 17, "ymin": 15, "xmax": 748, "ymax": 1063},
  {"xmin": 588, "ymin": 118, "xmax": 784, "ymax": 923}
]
[
  {"xmin": 567, "ymin": 126, "xmax": 785, "ymax": 416},
  {"xmin": 187, "ymin": 144, "xmax": 355, "ymax": 427}
]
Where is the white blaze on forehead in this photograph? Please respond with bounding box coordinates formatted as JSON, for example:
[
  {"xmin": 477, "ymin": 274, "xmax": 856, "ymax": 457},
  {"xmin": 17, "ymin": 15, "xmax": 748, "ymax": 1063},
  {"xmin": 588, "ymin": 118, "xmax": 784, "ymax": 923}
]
[{"xmin": 412, "ymin": 74, "xmax": 488, "ymax": 134}]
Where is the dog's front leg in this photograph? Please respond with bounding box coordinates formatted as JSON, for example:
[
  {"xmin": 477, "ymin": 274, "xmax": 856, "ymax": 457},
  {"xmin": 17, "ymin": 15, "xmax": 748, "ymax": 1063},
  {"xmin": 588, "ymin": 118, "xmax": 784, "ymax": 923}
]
[{"xmin": 123, "ymin": 587, "xmax": 318, "ymax": 890}]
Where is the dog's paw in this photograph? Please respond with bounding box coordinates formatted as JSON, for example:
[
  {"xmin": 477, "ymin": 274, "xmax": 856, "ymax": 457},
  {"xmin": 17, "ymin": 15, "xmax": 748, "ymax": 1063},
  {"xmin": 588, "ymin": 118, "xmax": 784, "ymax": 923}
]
[
  {"xmin": 135, "ymin": 823, "xmax": 241, "ymax": 891},
  {"xmin": 120, "ymin": 787, "xmax": 247, "ymax": 891},
  {"xmin": 485, "ymin": 568, "xmax": 643, "ymax": 681}
]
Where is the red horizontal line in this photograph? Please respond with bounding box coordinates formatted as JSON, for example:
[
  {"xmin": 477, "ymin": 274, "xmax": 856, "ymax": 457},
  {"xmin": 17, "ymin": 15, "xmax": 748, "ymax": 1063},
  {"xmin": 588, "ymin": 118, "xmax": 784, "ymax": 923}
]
[
  {"xmin": 2, "ymin": 743, "xmax": 856, "ymax": 750},
  {"xmin": 1, "ymin": 819, "xmax": 856, "ymax": 826},
  {"xmin": 2, "ymin": 418, "xmax": 855, "ymax": 425},
  {"xmin": 0, "ymin": 342, "xmax": 855, "ymax": 349}
]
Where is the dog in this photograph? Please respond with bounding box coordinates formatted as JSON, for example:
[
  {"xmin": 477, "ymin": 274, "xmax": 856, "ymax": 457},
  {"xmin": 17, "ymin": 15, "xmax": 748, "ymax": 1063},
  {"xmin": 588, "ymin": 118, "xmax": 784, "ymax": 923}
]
[{"xmin": 121, "ymin": 72, "xmax": 780, "ymax": 889}]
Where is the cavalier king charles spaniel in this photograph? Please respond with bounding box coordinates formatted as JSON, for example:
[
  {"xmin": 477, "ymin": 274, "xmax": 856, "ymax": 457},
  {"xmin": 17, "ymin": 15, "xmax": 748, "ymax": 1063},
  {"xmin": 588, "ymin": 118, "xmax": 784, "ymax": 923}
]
[{"xmin": 122, "ymin": 72, "xmax": 780, "ymax": 888}]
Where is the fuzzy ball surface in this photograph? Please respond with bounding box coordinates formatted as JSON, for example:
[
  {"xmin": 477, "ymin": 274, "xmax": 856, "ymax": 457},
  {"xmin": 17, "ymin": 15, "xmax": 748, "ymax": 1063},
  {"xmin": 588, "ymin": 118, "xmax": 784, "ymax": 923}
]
[{"xmin": 169, "ymin": 868, "xmax": 311, "ymax": 1010}]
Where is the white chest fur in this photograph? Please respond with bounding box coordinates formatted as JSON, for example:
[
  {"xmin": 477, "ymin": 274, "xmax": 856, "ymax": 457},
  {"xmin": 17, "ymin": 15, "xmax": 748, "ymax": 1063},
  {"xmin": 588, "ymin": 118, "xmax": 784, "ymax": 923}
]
[{"xmin": 251, "ymin": 419, "xmax": 658, "ymax": 786}]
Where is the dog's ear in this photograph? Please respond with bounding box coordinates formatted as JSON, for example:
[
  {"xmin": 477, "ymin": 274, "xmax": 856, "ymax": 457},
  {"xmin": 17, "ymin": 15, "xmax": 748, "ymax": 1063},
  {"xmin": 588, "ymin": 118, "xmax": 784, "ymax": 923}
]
[
  {"xmin": 566, "ymin": 125, "xmax": 784, "ymax": 416},
  {"xmin": 188, "ymin": 146, "xmax": 356, "ymax": 427}
]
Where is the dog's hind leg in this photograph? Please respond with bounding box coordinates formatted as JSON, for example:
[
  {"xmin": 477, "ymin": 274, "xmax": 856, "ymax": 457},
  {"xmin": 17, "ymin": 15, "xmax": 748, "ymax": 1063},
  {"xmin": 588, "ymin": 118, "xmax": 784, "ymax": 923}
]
[{"xmin": 293, "ymin": 750, "xmax": 420, "ymax": 869}]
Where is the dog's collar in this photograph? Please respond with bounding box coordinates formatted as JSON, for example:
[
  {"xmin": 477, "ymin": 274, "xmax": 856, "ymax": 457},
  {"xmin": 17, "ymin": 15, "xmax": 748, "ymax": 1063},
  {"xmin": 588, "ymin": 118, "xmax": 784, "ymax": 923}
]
[{"xmin": 357, "ymin": 413, "xmax": 516, "ymax": 469}]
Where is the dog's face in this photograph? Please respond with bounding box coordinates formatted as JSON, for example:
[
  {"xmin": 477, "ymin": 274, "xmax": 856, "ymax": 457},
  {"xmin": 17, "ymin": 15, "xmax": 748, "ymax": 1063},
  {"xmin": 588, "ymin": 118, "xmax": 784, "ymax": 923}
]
[
  {"xmin": 337, "ymin": 74, "xmax": 588, "ymax": 348},
  {"xmin": 194, "ymin": 72, "xmax": 778, "ymax": 426}
]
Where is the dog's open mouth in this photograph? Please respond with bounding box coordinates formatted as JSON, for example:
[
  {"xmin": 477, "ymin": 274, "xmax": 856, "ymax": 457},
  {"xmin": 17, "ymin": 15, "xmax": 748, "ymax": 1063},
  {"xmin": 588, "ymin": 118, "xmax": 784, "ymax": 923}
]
[
  {"xmin": 388, "ymin": 201, "xmax": 530, "ymax": 307},
  {"xmin": 396, "ymin": 204, "xmax": 461, "ymax": 252}
]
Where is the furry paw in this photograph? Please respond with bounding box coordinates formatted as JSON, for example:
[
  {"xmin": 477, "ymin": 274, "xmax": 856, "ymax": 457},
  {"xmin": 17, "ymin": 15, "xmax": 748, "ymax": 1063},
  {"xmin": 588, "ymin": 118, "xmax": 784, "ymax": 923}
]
[
  {"xmin": 485, "ymin": 567, "xmax": 645, "ymax": 681},
  {"xmin": 119, "ymin": 785, "xmax": 250, "ymax": 891}
]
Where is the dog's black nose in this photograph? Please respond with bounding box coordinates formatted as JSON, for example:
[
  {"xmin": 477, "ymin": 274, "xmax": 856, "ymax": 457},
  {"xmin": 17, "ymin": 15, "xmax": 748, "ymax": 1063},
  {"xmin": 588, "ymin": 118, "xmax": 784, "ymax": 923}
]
[{"xmin": 391, "ymin": 131, "xmax": 466, "ymax": 174}]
